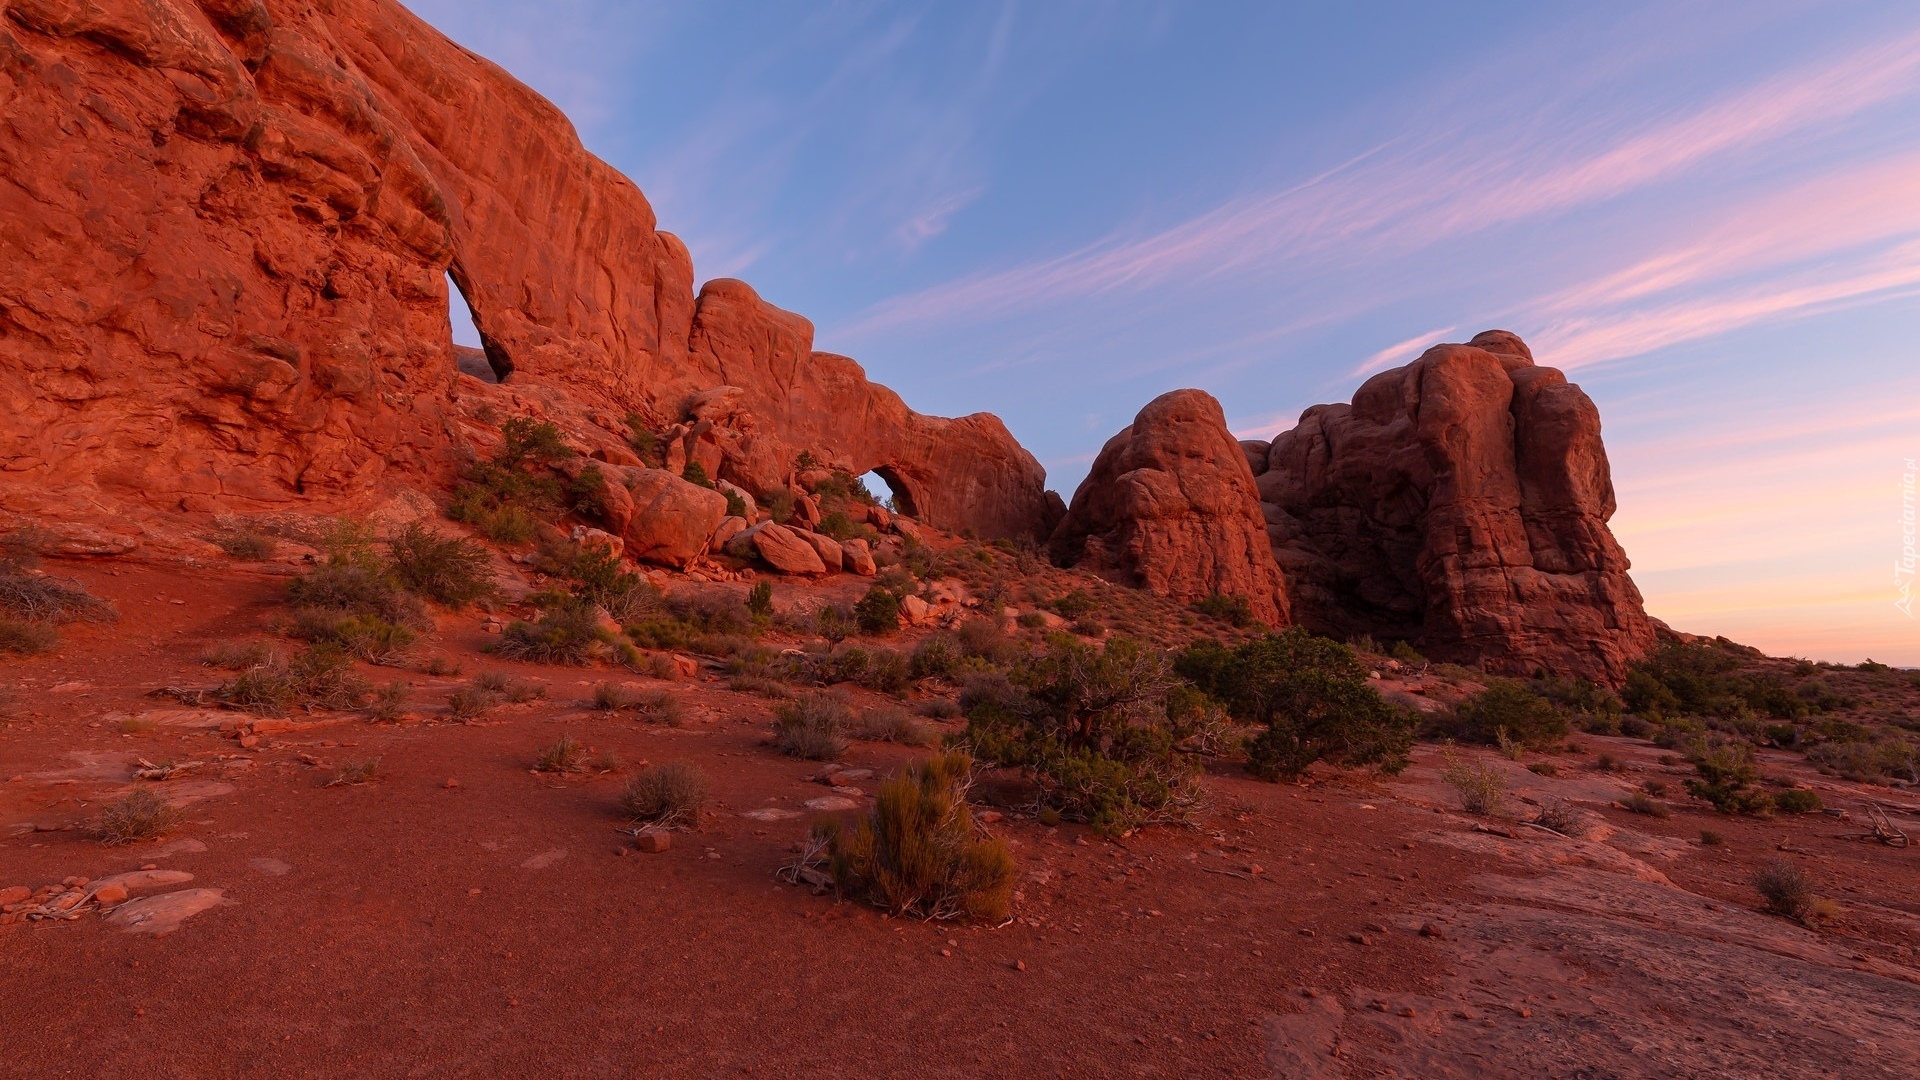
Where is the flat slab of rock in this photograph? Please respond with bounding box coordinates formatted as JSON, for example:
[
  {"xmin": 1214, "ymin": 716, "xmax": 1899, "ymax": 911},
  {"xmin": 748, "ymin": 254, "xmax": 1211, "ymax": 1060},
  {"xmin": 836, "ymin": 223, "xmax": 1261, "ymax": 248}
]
[
  {"xmin": 105, "ymin": 888, "xmax": 231, "ymax": 936},
  {"xmin": 803, "ymin": 797, "xmax": 860, "ymax": 812}
]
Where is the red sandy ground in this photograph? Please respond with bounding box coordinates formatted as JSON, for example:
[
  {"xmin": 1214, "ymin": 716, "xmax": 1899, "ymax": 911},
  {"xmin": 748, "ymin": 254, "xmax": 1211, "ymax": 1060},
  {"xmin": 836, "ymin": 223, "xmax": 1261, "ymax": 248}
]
[{"xmin": 3, "ymin": 560, "xmax": 1918, "ymax": 1078}]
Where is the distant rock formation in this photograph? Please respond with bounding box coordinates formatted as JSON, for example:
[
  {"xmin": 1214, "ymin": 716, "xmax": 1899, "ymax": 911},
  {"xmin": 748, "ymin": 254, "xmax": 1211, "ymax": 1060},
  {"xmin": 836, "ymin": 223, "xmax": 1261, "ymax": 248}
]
[
  {"xmin": 1051, "ymin": 390, "xmax": 1290, "ymax": 627},
  {"xmin": 1252, "ymin": 331, "xmax": 1654, "ymax": 683},
  {"xmin": 0, "ymin": 0, "xmax": 1050, "ymax": 538}
]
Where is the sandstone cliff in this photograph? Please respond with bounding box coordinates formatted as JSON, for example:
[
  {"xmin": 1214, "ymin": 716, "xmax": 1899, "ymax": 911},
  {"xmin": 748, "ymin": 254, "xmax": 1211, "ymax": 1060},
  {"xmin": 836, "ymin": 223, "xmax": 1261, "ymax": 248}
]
[{"xmin": 0, "ymin": 0, "xmax": 1050, "ymax": 538}]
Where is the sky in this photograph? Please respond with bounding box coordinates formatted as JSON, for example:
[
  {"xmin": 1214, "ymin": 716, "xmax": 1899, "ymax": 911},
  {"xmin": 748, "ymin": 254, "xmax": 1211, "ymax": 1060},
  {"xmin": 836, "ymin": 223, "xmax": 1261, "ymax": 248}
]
[{"xmin": 416, "ymin": 0, "xmax": 1920, "ymax": 665}]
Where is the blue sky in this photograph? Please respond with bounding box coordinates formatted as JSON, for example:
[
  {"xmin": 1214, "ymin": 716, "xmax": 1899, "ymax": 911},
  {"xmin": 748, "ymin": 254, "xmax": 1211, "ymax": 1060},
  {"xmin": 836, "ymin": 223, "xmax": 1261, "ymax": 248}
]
[{"xmin": 418, "ymin": 1, "xmax": 1920, "ymax": 664}]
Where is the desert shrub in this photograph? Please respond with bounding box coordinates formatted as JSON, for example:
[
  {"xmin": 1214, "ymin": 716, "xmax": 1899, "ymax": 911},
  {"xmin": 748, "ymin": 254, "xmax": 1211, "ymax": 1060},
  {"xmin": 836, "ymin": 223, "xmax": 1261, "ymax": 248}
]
[
  {"xmin": 966, "ymin": 636, "xmax": 1197, "ymax": 833},
  {"xmin": 1191, "ymin": 593, "xmax": 1256, "ymax": 627},
  {"xmin": 496, "ymin": 598, "xmax": 610, "ymax": 665},
  {"xmin": 1441, "ymin": 748, "xmax": 1507, "ymax": 815},
  {"xmin": 97, "ymin": 787, "xmax": 174, "ymax": 845},
  {"xmin": 592, "ymin": 682, "xmax": 643, "ymax": 711},
  {"xmin": 1807, "ymin": 738, "xmax": 1919, "ymax": 785},
  {"xmin": 851, "ymin": 705, "xmax": 936, "ymax": 746},
  {"xmin": 1176, "ymin": 629, "xmax": 1415, "ymax": 780},
  {"xmin": 0, "ymin": 617, "xmax": 57, "ymax": 654},
  {"xmin": 293, "ymin": 611, "xmax": 416, "ymax": 664},
  {"xmin": 1390, "ymin": 640, "xmax": 1425, "ymax": 664},
  {"xmin": 1449, "ymin": 679, "xmax": 1570, "ymax": 748},
  {"xmin": 818, "ymin": 751, "xmax": 1014, "ymax": 922},
  {"xmin": 534, "ymin": 734, "xmax": 584, "ymax": 773},
  {"xmin": 446, "ymin": 685, "xmax": 502, "ymax": 719},
  {"xmin": 219, "ymin": 645, "xmax": 371, "ymax": 714},
  {"xmin": 764, "ymin": 489, "xmax": 796, "ymax": 524},
  {"xmin": 774, "ymin": 691, "xmax": 852, "ymax": 760},
  {"xmin": 746, "ymin": 580, "xmax": 774, "ymax": 617},
  {"xmin": 1624, "ymin": 638, "xmax": 1814, "ymax": 721},
  {"xmin": 447, "ymin": 419, "xmax": 572, "ymax": 540},
  {"xmin": 1772, "ymin": 788, "xmax": 1823, "ymax": 814},
  {"xmin": 567, "ymin": 463, "xmax": 611, "ymax": 518},
  {"xmin": 287, "ymin": 563, "xmax": 428, "ymax": 628},
  {"xmin": 328, "ymin": 759, "xmax": 382, "ymax": 786},
  {"xmin": 910, "ymin": 634, "xmax": 964, "ymax": 680},
  {"xmin": 595, "ymin": 684, "xmax": 684, "ymax": 724},
  {"xmin": 917, "ymin": 698, "xmax": 961, "ymax": 720},
  {"xmin": 474, "ymin": 670, "xmax": 546, "ymax": 702},
  {"xmin": 729, "ymin": 674, "xmax": 791, "ymax": 698},
  {"xmin": 955, "ymin": 617, "xmax": 1021, "ymax": 665},
  {"xmin": 1622, "ymin": 791, "xmax": 1670, "ymax": 817},
  {"xmin": 385, "ymin": 522, "xmax": 494, "ymax": 605},
  {"xmin": 370, "ymin": 681, "xmax": 410, "ymax": 722},
  {"xmin": 1699, "ymin": 829, "xmax": 1725, "ymax": 845},
  {"xmin": 816, "ymin": 511, "xmax": 871, "ymax": 542},
  {"xmin": 855, "ymin": 585, "xmax": 902, "ymax": 636},
  {"xmin": 624, "ymin": 414, "xmax": 661, "ymax": 465},
  {"xmin": 213, "ymin": 529, "xmax": 277, "ymax": 560},
  {"xmin": 0, "ymin": 556, "xmax": 116, "ymax": 653},
  {"xmin": 680, "ymin": 460, "xmax": 714, "ymax": 488},
  {"xmin": 620, "ymin": 761, "xmax": 708, "ymax": 828},
  {"xmin": 1752, "ymin": 862, "xmax": 1835, "ymax": 924},
  {"xmin": 423, "ymin": 654, "xmax": 463, "ymax": 677},
  {"xmin": 858, "ymin": 649, "xmax": 911, "ymax": 695},
  {"xmin": 815, "ymin": 604, "xmax": 853, "ymax": 646},
  {"xmin": 1016, "ymin": 611, "xmax": 1047, "ymax": 630},
  {"xmin": 1532, "ymin": 798, "xmax": 1589, "ymax": 837},
  {"xmin": 1048, "ymin": 590, "xmax": 1096, "ymax": 620},
  {"xmin": 1527, "ymin": 761, "xmax": 1559, "ymax": 776},
  {"xmin": 202, "ymin": 639, "xmax": 275, "ymax": 671},
  {"xmin": 1683, "ymin": 737, "xmax": 1774, "ymax": 813}
]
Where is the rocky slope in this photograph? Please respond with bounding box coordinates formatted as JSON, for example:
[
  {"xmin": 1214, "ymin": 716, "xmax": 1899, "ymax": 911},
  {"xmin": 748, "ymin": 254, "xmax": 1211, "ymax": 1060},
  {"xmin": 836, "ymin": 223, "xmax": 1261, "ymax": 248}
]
[
  {"xmin": 0, "ymin": 0, "xmax": 1051, "ymax": 538},
  {"xmin": 1252, "ymin": 331, "xmax": 1654, "ymax": 682},
  {"xmin": 1050, "ymin": 390, "xmax": 1288, "ymax": 627}
]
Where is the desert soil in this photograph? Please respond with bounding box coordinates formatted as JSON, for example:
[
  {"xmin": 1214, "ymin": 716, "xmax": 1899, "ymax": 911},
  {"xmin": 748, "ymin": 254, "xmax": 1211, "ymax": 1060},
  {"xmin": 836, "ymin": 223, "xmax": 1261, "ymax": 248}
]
[{"xmin": 3, "ymin": 561, "xmax": 1917, "ymax": 1079}]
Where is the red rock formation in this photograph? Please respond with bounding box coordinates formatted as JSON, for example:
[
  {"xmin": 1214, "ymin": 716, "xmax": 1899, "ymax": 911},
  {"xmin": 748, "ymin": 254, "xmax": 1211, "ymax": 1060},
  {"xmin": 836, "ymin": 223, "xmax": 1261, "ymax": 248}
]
[
  {"xmin": 1256, "ymin": 331, "xmax": 1653, "ymax": 683},
  {"xmin": 1050, "ymin": 390, "xmax": 1290, "ymax": 626},
  {"xmin": 0, "ymin": 0, "xmax": 1050, "ymax": 539}
]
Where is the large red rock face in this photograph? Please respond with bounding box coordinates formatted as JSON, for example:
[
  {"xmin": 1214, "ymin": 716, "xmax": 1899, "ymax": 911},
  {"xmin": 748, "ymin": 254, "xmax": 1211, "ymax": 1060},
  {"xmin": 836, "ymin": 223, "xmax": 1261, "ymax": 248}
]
[
  {"xmin": 1254, "ymin": 331, "xmax": 1654, "ymax": 683},
  {"xmin": 1051, "ymin": 390, "xmax": 1290, "ymax": 627},
  {"xmin": 0, "ymin": 0, "xmax": 1050, "ymax": 538}
]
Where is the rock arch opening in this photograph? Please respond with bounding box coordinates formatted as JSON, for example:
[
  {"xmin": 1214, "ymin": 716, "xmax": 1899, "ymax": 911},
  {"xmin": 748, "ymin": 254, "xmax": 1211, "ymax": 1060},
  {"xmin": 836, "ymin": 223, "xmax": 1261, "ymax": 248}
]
[
  {"xmin": 446, "ymin": 266, "xmax": 507, "ymax": 383},
  {"xmin": 861, "ymin": 468, "xmax": 919, "ymax": 518}
]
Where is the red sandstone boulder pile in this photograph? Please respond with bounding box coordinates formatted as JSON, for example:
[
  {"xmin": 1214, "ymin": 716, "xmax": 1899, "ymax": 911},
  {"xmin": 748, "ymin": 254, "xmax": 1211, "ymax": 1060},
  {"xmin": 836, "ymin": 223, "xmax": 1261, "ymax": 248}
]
[{"xmin": 1050, "ymin": 390, "xmax": 1290, "ymax": 627}]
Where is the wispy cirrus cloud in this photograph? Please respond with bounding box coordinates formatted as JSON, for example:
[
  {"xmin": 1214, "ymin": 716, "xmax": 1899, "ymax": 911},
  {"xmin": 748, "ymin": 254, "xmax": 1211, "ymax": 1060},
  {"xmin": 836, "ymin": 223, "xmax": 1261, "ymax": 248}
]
[{"xmin": 834, "ymin": 23, "xmax": 1920, "ymax": 343}]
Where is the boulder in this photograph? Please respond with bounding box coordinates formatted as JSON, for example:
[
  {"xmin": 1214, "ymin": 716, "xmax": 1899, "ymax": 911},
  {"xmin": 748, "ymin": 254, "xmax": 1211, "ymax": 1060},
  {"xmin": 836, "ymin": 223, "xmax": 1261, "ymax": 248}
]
[
  {"xmin": 901, "ymin": 595, "xmax": 933, "ymax": 625},
  {"xmin": 619, "ymin": 469, "xmax": 730, "ymax": 569},
  {"xmin": 743, "ymin": 522, "xmax": 827, "ymax": 575},
  {"xmin": 794, "ymin": 529, "xmax": 843, "ymax": 573},
  {"xmin": 710, "ymin": 516, "xmax": 749, "ymax": 552},
  {"xmin": 1257, "ymin": 331, "xmax": 1654, "ymax": 683},
  {"xmin": 1051, "ymin": 390, "xmax": 1289, "ymax": 627},
  {"xmin": 865, "ymin": 504, "xmax": 893, "ymax": 532},
  {"xmin": 568, "ymin": 526, "xmax": 624, "ymax": 560},
  {"xmin": 840, "ymin": 538, "xmax": 877, "ymax": 576}
]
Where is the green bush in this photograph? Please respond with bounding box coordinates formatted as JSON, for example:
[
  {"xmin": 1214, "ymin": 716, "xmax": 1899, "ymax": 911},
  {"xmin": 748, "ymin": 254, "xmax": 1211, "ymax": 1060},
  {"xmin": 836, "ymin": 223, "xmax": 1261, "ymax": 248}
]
[
  {"xmin": 818, "ymin": 751, "xmax": 1014, "ymax": 922},
  {"xmin": 966, "ymin": 636, "xmax": 1196, "ymax": 833},
  {"xmin": 1175, "ymin": 629, "xmax": 1414, "ymax": 781},
  {"xmin": 624, "ymin": 414, "xmax": 661, "ymax": 466},
  {"xmin": 1191, "ymin": 593, "xmax": 1256, "ymax": 627},
  {"xmin": 1684, "ymin": 737, "xmax": 1774, "ymax": 813},
  {"xmin": 747, "ymin": 581, "xmax": 774, "ymax": 617},
  {"xmin": 213, "ymin": 529, "xmax": 277, "ymax": 560},
  {"xmin": 855, "ymin": 585, "xmax": 902, "ymax": 635},
  {"xmin": 293, "ymin": 611, "xmax": 416, "ymax": 664},
  {"xmin": 681, "ymin": 460, "xmax": 715, "ymax": 488},
  {"xmin": 850, "ymin": 705, "xmax": 936, "ymax": 746},
  {"xmin": 384, "ymin": 521, "xmax": 495, "ymax": 605},
  {"xmin": 1450, "ymin": 679, "xmax": 1570, "ymax": 748},
  {"xmin": 1624, "ymin": 639, "xmax": 1812, "ymax": 721},
  {"xmin": 1772, "ymin": 788, "xmax": 1823, "ymax": 814},
  {"xmin": 447, "ymin": 419, "xmax": 572, "ymax": 540},
  {"xmin": 287, "ymin": 563, "xmax": 428, "ymax": 628}
]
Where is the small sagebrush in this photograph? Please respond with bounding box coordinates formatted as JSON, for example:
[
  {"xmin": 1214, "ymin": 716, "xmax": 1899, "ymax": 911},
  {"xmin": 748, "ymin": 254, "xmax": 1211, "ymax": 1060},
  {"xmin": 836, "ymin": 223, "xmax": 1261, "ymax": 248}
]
[
  {"xmin": 1752, "ymin": 861, "xmax": 1836, "ymax": 925},
  {"xmin": 494, "ymin": 599, "xmax": 608, "ymax": 665},
  {"xmin": 818, "ymin": 751, "xmax": 1014, "ymax": 922},
  {"xmin": 1531, "ymin": 797, "xmax": 1589, "ymax": 837},
  {"xmin": 327, "ymin": 759, "xmax": 382, "ymax": 786},
  {"xmin": 1441, "ymin": 749, "xmax": 1508, "ymax": 816},
  {"xmin": 774, "ymin": 692, "xmax": 851, "ymax": 760},
  {"xmin": 384, "ymin": 521, "xmax": 495, "ymax": 605},
  {"xmin": 619, "ymin": 761, "xmax": 708, "ymax": 828},
  {"xmin": 534, "ymin": 734, "xmax": 584, "ymax": 773},
  {"xmin": 850, "ymin": 706, "xmax": 936, "ymax": 747},
  {"xmin": 446, "ymin": 685, "xmax": 502, "ymax": 719},
  {"xmin": 1622, "ymin": 791, "xmax": 1671, "ymax": 818},
  {"xmin": 202, "ymin": 639, "xmax": 275, "ymax": 671},
  {"xmin": 370, "ymin": 681, "xmax": 411, "ymax": 722},
  {"xmin": 97, "ymin": 787, "xmax": 174, "ymax": 845},
  {"xmin": 213, "ymin": 529, "xmax": 277, "ymax": 560},
  {"xmin": 474, "ymin": 670, "xmax": 546, "ymax": 702},
  {"xmin": 218, "ymin": 645, "xmax": 372, "ymax": 715}
]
